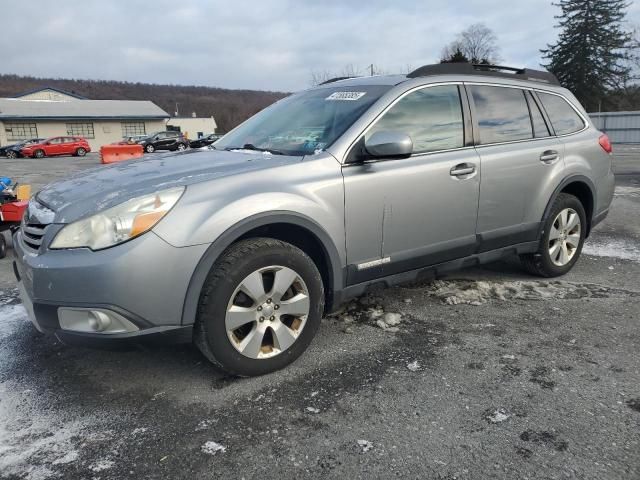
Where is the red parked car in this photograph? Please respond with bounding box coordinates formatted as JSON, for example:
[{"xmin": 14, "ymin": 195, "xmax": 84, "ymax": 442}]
[{"xmin": 20, "ymin": 136, "xmax": 91, "ymax": 158}]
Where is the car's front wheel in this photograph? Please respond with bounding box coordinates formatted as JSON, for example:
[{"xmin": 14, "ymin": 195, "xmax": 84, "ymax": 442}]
[
  {"xmin": 195, "ymin": 237, "xmax": 324, "ymax": 376},
  {"xmin": 520, "ymin": 193, "xmax": 586, "ymax": 277}
]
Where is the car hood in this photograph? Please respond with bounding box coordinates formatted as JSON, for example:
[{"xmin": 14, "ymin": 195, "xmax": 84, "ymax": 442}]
[{"xmin": 35, "ymin": 149, "xmax": 304, "ymax": 223}]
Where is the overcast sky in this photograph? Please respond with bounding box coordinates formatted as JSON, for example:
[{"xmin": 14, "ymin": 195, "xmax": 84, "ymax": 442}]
[{"xmin": 1, "ymin": 0, "xmax": 638, "ymax": 92}]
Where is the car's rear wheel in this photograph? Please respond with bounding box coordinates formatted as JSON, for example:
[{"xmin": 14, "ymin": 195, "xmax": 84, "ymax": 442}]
[
  {"xmin": 0, "ymin": 234, "xmax": 6, "ymax": 259},
  {"xmin": 34, "ymin": 149, "xmax": 45, "ymax": 159},
  {"xmin": 145, "ymin": 144, "xmax": 155, "ymax": 153},
  {"xmin": 520, "ymin": 193, "xmax": 586, "ymax": 277},
  {"xmin": 6, "ymin": 150, "xmax": 17, "ymax": 159},
  {"xmin": 176, "ymin": 143, "xmax": 187, "ymax": 151},
  {"xmin": 75, "ymin": 147, "xmax": 87, "ymax": 157},
  {"xmin": 194, "ymin": 237, "xmax": 324, "ymax": 377}
]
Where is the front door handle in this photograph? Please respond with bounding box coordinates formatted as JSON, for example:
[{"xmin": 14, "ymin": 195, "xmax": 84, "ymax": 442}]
[
  {"xmin": 450, "ymin": 163, "xmax": 476, "ymax": 177},
  {"xmin": 540, "ymin": 150, "xmax": 559, "ymax": 164}
]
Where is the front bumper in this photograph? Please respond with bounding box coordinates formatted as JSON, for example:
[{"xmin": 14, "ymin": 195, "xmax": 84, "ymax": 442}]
[{"xmin": 13, "ymin": 228, "xmax": 209, "ymax": 345}]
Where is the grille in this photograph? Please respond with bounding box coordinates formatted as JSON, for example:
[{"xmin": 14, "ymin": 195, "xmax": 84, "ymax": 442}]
[{"xmin": 21, "ymin": 223, "xmax": 48, "ymax": 252}]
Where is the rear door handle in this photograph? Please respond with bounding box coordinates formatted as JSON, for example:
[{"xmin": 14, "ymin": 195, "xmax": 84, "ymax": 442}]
[
  {"xmin": 450, "ymin": 163, "xmax": 476, "ymax": 177},
  {"xmin": 540, "ymin": 150, "xmax": 559, "ymax": 164}
]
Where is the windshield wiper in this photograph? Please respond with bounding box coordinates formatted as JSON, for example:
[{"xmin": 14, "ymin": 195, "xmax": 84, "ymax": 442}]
[{"xmin": 225, "ymin": 144, "xmax": 284, "ymax": 155}]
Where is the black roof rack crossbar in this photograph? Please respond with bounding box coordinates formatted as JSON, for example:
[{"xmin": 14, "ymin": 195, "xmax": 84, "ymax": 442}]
[
  {"xmin": 406, "ymin": 63, "xmax": 559, "ymax": 85},
  {"xmin": 319, "ymin": 76, "xmax": 357, "ymax": 85}
]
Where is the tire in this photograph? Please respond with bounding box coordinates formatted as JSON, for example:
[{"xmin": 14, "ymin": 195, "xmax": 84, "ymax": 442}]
[
  {"xmin": 194, "ymin": 237, "xmax": 325, "ymax": 377},
  {"xmin": 6, "ymin": 150, "xmax": 17, "ymax": 159},
  {"xmin": 520, "ymin": 193, "xmax": 587, "ymax": 277},
  {"xmin": 0, "ymin": 234, "xmax": 6, "ymax": 259},
  {"xmin": 176, "ymin": 143, "xmax": 187, "ymax": 151},
  {"xmin": 34, "ymin": 149, "xmax": 45, "ymax": 159},
  {"xmin": 76, "ymin": 147, "xmax": 86, "ymax": 157},
  {"xmin": 145, "ymin": 144, "xmax": 155, "ymax": 153}
]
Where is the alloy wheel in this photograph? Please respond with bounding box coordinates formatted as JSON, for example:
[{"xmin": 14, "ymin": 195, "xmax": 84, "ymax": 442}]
[
  {"xmin": 548, "ymin": 208, "xmax": 581, "ymax": 266},
  {"xmin": 225, "ymin": 265, "xmax": 310, "ymax": 359}
]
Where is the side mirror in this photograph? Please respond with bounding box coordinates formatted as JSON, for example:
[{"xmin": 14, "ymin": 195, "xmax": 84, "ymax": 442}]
[{"xmin": 364, "ymin": 131, "xmax": 413, "ymax": 158}]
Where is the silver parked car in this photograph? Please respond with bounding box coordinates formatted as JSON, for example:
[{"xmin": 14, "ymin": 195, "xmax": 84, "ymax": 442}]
[{"xmin": 14, "ymin": 64, "xmax": 615, "ymax": 376}]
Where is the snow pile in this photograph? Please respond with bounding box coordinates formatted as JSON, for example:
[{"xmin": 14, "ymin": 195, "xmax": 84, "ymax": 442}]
[
  {"xmin": 89, "ymin": 459, "xmax": 115, "ymax": 472},
  {"xmin": 357, "ymin": 439, "xmax": 374, "ymax": 453},
  {"xmin": 583, "ymin": 237, "xmax": 640, "ymax": 262},
  {"xmin": 406, "ymin": 360, "xmax": 420, "ymax": 372},
  {"xmin": 614, "ymin": 185, "xmax": 640, "ymax": 198},
  {"xmin": 422, "ymin": 279, "xmax": 620, "ymax": 305},
  {"xmin": 485, "ymin": 408, "xmax": 511, "ymax": 424},
  {"xmin": 201, "ymin": 441, "xmax": 226, "ymax": 455},
  {"xmin": 331, "ymin": 295, "xmax": 404, "ymax": 332}
]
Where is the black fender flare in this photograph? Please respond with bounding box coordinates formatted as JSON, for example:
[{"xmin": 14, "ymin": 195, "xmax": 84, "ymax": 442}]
[
  {"xmin": 181, "ymin": 211, "xmax": 344, "ymax": 326},
  {"xmin": 537, "ymin": 174, "xmax": 597, "ymax": 239}
]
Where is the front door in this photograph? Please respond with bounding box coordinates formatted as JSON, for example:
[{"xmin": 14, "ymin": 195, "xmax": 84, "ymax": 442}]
[
  {"xmin": 467, "ymin": 84, "xmax": 565, "ymax": 251},
  {"xmin": 343, "ymin": 84, "xmax": 481, "ymax": 284}
]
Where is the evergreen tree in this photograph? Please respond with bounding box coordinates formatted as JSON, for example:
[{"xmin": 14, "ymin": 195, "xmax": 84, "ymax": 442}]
[
  {"xmin": 541, "ymin": 0, "xmax": 634, "ymax": 111},
  {"xmin": 441, "ymin": 48, "xmax": 470, "ymax": 64}
]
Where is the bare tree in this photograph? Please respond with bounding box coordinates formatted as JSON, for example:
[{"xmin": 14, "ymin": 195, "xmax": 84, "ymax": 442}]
[{"xmin": 441, "ymin": 23, "xmax": 500, "ymax": 64}]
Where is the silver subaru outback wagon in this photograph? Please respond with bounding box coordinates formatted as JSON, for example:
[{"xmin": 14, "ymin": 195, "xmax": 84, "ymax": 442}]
[{"xmin": 13, "ymin": 63, "xmax": 615, "ymax": 376}]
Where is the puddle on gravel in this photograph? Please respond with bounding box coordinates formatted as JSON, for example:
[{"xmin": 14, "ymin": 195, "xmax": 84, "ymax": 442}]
[{"xmin": 583, "ymin": 237, "xmax": 640, "ymax": 263}]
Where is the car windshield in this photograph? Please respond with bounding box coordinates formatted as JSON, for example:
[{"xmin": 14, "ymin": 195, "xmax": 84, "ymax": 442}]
[{"xmin": 215, "ymin": 85, "xmax": 392, "ymax": 156}]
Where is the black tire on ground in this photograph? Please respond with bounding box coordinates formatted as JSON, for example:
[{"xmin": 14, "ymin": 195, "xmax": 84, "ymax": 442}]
[
  {"xmin": 145, "ymin": 144, "xmax": 155, "ymax": 153},
  {"xmin": 34, "ymin": 149, "xmax": 45, "ymax": 159},
  {"xmin": 194, "ymin": 237, "xmax": 325, "ymax": 377},
  {"xmin": 6, "ymin": 151, "xmax": 17, "ymax": 159},
  {"xmin": 520, "ymin": 193, "xmax": 587, "ymax": 277},
  {"xmin": 76, "ymin": 147, "xmax": 86, "ymax": 157},
  {"xmin": 176, "ymin": 143, "xmax": 187, "ymax": 151},
  {"xmin": 0, "ymin": 234, "xmax": 6, "ymax": 259}
]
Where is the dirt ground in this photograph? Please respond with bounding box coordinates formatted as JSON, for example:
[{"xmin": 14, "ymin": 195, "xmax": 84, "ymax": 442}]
[{"xmin": 0, "ymin": 148, "xmax": 638, "ymax": 480}]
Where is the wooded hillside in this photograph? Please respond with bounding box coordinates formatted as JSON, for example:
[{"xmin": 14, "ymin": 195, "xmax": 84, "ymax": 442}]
[{"xmin": 0, "ymin": 74, "xmax": 289, "ymax": 132}]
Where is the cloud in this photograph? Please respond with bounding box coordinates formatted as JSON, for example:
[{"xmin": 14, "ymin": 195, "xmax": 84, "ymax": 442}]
[{"xmin": 1, "ymin": 0, "xmax": 638, "ymax": 92}]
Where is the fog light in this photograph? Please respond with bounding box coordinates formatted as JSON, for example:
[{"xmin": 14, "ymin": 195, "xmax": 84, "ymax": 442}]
[{"xmin": 58, "ymin": 308, "xmax": 139, "ymax": 334}]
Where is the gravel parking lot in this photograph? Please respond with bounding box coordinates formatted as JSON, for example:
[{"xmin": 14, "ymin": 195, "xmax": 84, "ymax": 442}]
[{"xmin": 0, "ymin": 148, "xmax": 639, "ymax": 479}]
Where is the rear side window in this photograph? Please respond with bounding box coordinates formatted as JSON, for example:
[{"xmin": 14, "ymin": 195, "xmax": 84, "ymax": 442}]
[
  {"xmin": 537, "ymin": 92, "xmax": 585, "ymax": 135},
  {"xmin": 470, "ymin": 86, "xmax": 532, "ymax": 144},
  {"xmin": 526, "ymin": 92, "xmax": 551, "ymax": 138},
  {"xmin": 367, "ymin": 85, "xmax": 464, "ymax": 154}
]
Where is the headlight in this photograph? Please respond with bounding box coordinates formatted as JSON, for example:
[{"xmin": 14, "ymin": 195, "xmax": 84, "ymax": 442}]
[{"xmin": 50, "ymin": 187, "xmax": 184, "ymax": 250}]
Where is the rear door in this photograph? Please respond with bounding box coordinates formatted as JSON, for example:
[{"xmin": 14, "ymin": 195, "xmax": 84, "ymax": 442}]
[
  {"xmin": 343, "ymin": 84, "xmax": 481, "ymax": 283},
  {"xmin": 468, "ymin": 84, "xmax": 564, "ymax": 251},
  {"xmin": 45, "ymin": 138, "xmax": 63, "ymax": 156},
  {"xmin": 61, "ymin": 137, "xmax": 76, "ymax": 155}
]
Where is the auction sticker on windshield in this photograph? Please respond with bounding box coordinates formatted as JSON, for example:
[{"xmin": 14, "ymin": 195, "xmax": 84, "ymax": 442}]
[{"xmin": 326, "ymin": 92, "xmax": 367, "ymax": 101}]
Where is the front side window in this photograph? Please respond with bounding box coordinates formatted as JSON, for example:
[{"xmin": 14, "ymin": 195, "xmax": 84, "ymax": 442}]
[
  {"xmin": 367, "ymin": 85, "xmax": 465, "ymax": 154},
  {"xmin": 471, "ymin": 86, "xmax": 533, "ymax": 144},
  {"xmin": 215, "ymin": 85, "xmax": 392, "ymax": 156},
  {"xmin": 537, "ymin": 92, "xmax": 585, "ymax": 135},
  {"xmin": 66, "ymin": 122, "xmax": 94, "ymax": 138}
]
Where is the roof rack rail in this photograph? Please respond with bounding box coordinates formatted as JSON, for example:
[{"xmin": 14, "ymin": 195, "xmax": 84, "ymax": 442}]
[
  {"xmin": 319, "ymin": 76, "xmax": 356, "ymax": 85},
  {"xmin": 406, "ymin": 63, "xmax": 560, "ymax": 85}
]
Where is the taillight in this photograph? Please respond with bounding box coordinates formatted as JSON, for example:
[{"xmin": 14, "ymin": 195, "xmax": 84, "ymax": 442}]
[{"xmin": 599, "ymin": 134, "xmax": 612, "ymax": 154}]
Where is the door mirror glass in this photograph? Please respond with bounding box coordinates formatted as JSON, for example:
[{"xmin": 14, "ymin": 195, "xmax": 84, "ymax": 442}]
[{"xmin": 364, "ymin": 131, "xmax": 413, "ymax": 158}]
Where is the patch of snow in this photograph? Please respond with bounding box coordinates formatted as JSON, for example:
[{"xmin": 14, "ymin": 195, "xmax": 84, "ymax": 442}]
[
  {"xmin": 583, "ymin": 238, "xmax": 640, "ymax": 262},
  {"xmin": 131, "ymin": 427, "xmax": 148, "ymax": 436},
  {"xmin": 0, "ymin": 304, "xmax": 27, "ymax": 339},
  {"xmin": 89, "ymin": 459, "xmax": 115, "ymax": 472},
  {"xmin": 383, "ymin": 312, "xmax": 402, "ymax": 326},
  {"xmin": 614, "ymin": 185, "xmax": 640, "ymax": 197},
  {"xmin": 407, "ymin": 360, "xmax": 420, "ymax": 372},
  {"xmin": 305, "ymin": 407, "xmax": 320, "ymax": 414},
  {"xmin": 201, "ymin": 441, "xmax": 226, "ymax": 455},
  {"xmin": 357, "ymin": 439, "xmax": 374, "ymax": 453},
  {"xmin": 421, "ymin": 279, "xmax": 626, "ymax": 305},
  {"xmin": 486, "ymin": 408, "xmax": 511, "ymax": 424}
]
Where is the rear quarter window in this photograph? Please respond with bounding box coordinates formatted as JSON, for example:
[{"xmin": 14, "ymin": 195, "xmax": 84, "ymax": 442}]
[{"xmin": 537, "ymin": 92, "xmax": 585, "ymax": 135}]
